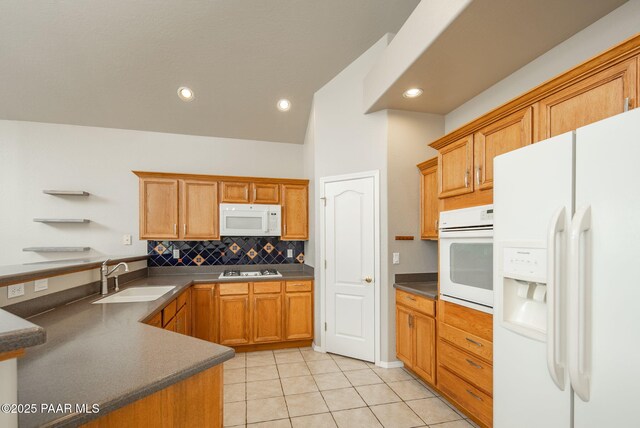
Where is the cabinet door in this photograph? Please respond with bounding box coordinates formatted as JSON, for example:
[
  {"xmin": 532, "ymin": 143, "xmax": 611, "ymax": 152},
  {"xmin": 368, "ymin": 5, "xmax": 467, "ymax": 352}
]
[
  {"xmin": 164, "ymin": 316, "xmax": 177, "ymax": 332},
  {"xmin": 253, "ymin": 293, "xmax": 283, "ymax": 343},
  {"xmin": 251, "ymin": 183, "xmax": 280, "ymax": 204},
  {"xmin": 420, "ymin": 163, "xmax": 439, "ymax": 239},
  {"xmin": 180, "ymin": 180, "xmax": 219, "ymax": 240},
  {"xmin": 538, "ymin": 58, "xmax": 637, "ymax": 140},
  {"xmin": 191, "ymin": 285, "xmax": 217, "ymax": 342},
  {"xmin": 281, "ymin": 184, "xmax": 308, "ymax": 240},
  {"xmin": 220, "ymin": 181, "xmax": 250, "ymax": 203},
  {"xmin": 395, "ymin": 305, "xmax": 413, "ymax": 368},
  {"xmin": 219, "ymin": 295, "xmax": 251, "ymax": 345},
  {"xmin": 284, "ymin": 292, "xmax": 313, "ymax": 340},
  {"xmin": 438, "ymin": 135, "xmax": 474, "ymax": 198},
  {"xmin": 413, "ymin": 312, "xmax": 436, "ymax": 384},
  {"xmin": 474, "ymin": 107, "xmax": 533, "ymax": 191},
  {"xmin": 175, "ymin": 305, "xmax": 188, "ymax": 335},
  {"xmin": 139, "ymin": 178, "xmax": 179, "ymax": 239}
]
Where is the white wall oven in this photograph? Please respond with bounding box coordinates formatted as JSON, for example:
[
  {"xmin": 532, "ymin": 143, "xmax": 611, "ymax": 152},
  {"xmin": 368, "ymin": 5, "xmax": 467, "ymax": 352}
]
[{"xmin": 439, "ymin": 204, "xmax": 493, "ymax": 313}]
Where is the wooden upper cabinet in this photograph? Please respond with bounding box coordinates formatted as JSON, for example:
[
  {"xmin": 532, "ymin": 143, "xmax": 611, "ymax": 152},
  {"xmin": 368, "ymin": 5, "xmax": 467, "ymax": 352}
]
[
  {"xmin": 281, "ymin": 184, "xmax": 309, "ymax": 240},
  {"xmin": 140, "ymin": 177, "xmax": 179, "ymax": 239},
  {"xmin": 474, "ymin": 107, "xmax": 533, "ymax": 191},
  {"xmin": 220, "ymin": 181, "xmax": 250, "ymax": 203},
  {"xmin": 438, "ymin": 135, "xmax": 474, "ymax": 198},
  {"xmin": 418, "ymin": 158, "xmax": 438, "ymax": 240},
  {"xmin": 251, "ymin": 182, "xmax": 280, "ymax": 204},
  {"xmin": 537, "ymin": 58, "xmax": 637, "ymax": 140},
  {"xmin": 180, "ymin": 180, "xmax": 219, "ymax": 240}
]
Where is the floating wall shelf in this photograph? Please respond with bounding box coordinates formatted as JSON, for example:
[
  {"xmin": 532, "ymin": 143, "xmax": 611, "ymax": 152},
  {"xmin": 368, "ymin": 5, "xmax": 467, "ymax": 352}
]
[
  {"xmin": 43, "ymin": 190, "xmax": 90, "ymax": 196},
  {"xmin": 33, "ymin": 218, "xmax": 91, "ymax": 224},
  {"xmin": 23, "ymin": 247, "xmax": 91, "ymax": 252}
]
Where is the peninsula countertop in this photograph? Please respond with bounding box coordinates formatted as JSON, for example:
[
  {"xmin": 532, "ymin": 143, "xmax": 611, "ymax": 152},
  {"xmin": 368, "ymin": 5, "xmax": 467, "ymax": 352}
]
[
  {"xmin": 0, "ymin": 309, "xmax": 45, "ymax": 353},
  {"xmin": 17, "ymin": 267, "xmax": 314, "ymax": 427}
]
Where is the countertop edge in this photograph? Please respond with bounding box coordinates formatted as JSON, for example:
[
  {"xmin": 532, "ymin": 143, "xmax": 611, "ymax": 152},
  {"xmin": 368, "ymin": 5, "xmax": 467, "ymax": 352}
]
[
  {"xmin": 0, "ymin": 255, "xmax": 149, "ymax": 287},
  {"xmin": 393, "ymin": 282, "xmax": 438, "ymax": 299},
  {"xmin": 0, "ymin": 326, "xmax": 46, "ymax": 354}
]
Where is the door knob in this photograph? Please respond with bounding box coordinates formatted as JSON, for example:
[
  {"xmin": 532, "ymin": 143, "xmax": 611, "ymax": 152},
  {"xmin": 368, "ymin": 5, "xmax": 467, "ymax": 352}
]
[{"xmin": 363, "ymin": 277, "xmax": 373, "ymax": 283}]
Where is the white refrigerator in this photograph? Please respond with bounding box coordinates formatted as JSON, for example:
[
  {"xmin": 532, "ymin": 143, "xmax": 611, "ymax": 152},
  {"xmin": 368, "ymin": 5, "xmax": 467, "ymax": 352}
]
[{"xmin": 493, "ymin": 108, "xmax": 640, "ymax": 428}]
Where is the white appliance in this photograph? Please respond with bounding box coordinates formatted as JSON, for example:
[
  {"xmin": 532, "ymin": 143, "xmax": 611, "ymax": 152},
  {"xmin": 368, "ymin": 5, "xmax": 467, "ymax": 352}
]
[
  {"xmin": 439, "ymin": 204, "xmax": 494, "ymax": 313},
  {"xmin": 493, "ymin": 109, "xmax": 640, "ymax": 428},
  {"xmin": 220, "ymin": 203, "xmax": 281, "ymax": 236},
  {"xmin": 219, "ymin": 268, "xmax": 282, "ymax": 279}
]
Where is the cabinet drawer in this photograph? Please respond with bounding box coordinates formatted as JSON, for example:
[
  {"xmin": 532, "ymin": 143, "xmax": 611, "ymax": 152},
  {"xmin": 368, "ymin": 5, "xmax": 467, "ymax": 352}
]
[
  {"xmin": 439, "ymin": 300, "xmax": 492, "ymax": 342},
  {"xmin": 395, "ymin": 289, "xmax": 435, "ymax": 317},
  {"xmin": 162, "ymin": 299, "xmax": 177, "ymax": 326},
  {"xmin": 285, "ymin": 280, "xmax": 312, "ymax": 292},
  {"xmin": 219, "ymin": 283, "xmax": 249, "ymax": 295},
  {"xmin": 438, "ymin": 366, "xmax": 492, "ymax": 427},
  {"xmin": 440, "ymin": 323, "xmax": 492, "ymax": 362},
  {"xmin": 253, "ymin": 281, "xmax": 282, "ymax": 294},
  {"xmin": 177, "ymin": 290, "xmax": 188, "ymax": 309},
  {"xmin": 439, "ymin": 339, "xmax": 492, "ymax": 394}
]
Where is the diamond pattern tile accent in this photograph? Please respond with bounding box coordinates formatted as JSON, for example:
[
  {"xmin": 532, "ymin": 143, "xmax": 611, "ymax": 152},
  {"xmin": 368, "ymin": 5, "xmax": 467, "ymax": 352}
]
[{"xmin": 147, "ymin": 238, "xmax": 304, "ymax": 267}]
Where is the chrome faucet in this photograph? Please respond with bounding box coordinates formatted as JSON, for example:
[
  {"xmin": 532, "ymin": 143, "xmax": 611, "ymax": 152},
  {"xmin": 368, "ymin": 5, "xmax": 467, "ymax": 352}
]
[{"xmin": 100, "ymin": 260, "xmax": 130, "ymax": 295}]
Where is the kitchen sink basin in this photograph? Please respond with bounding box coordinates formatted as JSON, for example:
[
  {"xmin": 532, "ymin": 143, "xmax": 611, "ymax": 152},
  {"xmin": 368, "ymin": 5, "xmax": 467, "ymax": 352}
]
[{"xmin": 92, "ymin": 286, "xmax": 176, "ymax": 304}]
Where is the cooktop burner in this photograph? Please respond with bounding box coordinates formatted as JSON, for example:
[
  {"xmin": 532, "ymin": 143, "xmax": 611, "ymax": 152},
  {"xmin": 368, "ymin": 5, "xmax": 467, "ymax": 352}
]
[{"xmin": 219, "ymin": 269, "xmax": 282, "ymax": 279}]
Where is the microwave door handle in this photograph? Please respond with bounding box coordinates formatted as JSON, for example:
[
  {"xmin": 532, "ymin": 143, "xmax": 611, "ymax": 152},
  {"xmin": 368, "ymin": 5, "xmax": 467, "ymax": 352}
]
[{"xmin": 263, "ymin": 212, "xmax": 269, "ymax": 233}]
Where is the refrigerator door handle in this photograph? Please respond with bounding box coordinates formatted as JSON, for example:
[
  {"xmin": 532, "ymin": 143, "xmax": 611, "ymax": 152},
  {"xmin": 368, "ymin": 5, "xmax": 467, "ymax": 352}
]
[
  {"xmin": 569, "ymin": 205, "xmax": 592, "ymax": 402},
  {"xmin": 546, "ymin": 206, "xmax": 567, "ymax": 390}
]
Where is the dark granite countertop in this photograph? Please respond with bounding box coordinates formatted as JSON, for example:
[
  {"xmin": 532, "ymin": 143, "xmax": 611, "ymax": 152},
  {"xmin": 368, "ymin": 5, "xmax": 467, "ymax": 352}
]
[
  {"xmin": 0, "ymin": 309, "xmax": 46, "ymax": 353},
  {"xmin": 393, "ymin": 272, "xmax": 438, "ymax": 300},
  {"xmin": 17, "ymin": 266, "xmax": 315, "ymax": 428}
]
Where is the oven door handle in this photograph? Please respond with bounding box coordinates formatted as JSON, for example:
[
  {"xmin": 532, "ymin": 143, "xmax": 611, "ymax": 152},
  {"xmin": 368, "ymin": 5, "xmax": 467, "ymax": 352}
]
[{"xmin": 439, "ymin": 230, "xmax": 493, "ymax": 239}]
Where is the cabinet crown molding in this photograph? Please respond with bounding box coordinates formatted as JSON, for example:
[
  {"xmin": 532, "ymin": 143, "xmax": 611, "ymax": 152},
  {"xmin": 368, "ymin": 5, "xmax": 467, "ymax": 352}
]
[{"xmin": 133, "ymin": 170, "xmax": 309, "ymax": 185}]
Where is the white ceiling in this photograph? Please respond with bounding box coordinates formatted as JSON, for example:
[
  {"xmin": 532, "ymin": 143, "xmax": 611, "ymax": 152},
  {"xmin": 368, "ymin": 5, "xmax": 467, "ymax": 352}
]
[
  {"xmin": 364, "ymin": 0, "xmax": 628, "ymax": 114},
  {"xmin": 0, "ymin": 0, "xmax": 420, "ymax": 144}
]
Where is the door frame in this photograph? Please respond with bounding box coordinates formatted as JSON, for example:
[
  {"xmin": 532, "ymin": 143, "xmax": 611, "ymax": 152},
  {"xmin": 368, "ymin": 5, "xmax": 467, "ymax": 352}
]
[{"xmin": 318, "ymin": 170, "xmax": 381, "ymax": 365}]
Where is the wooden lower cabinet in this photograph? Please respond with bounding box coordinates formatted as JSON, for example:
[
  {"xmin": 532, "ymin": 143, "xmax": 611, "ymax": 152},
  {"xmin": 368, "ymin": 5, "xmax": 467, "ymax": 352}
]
[
  {"xmin": 253, "ymin": 293, "xmax": 283, "ymax": 343},
  {"xmin": 219, "ymin": 295, "xmax": 251, "ymax": 346},
  {"xmin": 82, "ymin": 364, "xmax": 222, "ymax": 427},
  {"xmin": 284, "ymin": 291, "xmax": 313, "ymax": 340},
  {"xmin": 395, "ymin": 290, "xmax": 436, "ymax": 385},
  {"xmin": 437, "ymin": 300, "xmax": 493, "ymax": 428},
  {"xmin": 191, "ymin": 284, "xmax": 217, "ymax": 342}
]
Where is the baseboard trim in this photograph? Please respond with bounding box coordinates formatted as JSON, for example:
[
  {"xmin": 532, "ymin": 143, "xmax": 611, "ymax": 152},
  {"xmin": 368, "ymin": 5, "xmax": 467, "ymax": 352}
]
[
  {"xmin": 376, "ymin": 360, "xmax": 405, "ymax": 369},
  {"xmin": 312, "ymin": 342, "xmax": 325, "ymax": 353}
]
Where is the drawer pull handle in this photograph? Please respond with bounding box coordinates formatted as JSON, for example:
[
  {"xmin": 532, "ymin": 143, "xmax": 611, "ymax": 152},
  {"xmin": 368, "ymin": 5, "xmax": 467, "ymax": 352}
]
[
  {"xmin": 466, "ymin": 337, "xmax": 482, "ymax": 347},
  {"xmin": 466, "ymin": 359, "xmax": 482, "ymax": 369},
  {"xmin": 466, "ymin": 389, "xmax": 483, "ymax": 401},
  {"xmin": 406, "ymin": 296, "xmax": 416, "ymax": 301}
]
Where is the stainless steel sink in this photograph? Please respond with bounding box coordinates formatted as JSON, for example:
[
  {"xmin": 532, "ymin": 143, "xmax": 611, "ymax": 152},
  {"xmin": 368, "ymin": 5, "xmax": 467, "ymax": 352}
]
[{"xmin": 92, "ymin": 286, "xmax": 176, "ymax": 304}]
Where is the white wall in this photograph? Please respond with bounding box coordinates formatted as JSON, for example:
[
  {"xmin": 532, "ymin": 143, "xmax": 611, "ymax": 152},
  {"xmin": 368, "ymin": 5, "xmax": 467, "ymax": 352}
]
[
  {"xmin": 445, "ymin": 0, "xmax": 640, "ymax": 133},
  {"xmin": 0, "ymin": 120, "xmax": 304, "ymax": 266}
]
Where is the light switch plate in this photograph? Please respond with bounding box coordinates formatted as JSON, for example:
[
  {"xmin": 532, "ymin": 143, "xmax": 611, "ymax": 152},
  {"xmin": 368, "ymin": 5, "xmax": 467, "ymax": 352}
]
[
  {"xmin": 34, "ymin": 278, "xmax": 49, "ymax": 292},
  {"xmin": 173, "ymin": 249, "xmax": 180, "ymax": 259},
  {"xmin": 393, "ymin": 252, "xmax": 400, "ymax": 265},
  {"xmin": 8, "ymin": 284, "xmax": 25, "ymax": 299},
  {"xmin": 122, "ymin": 234, "xmax": 132, "ymax": 245},
  {"xmin": 287, "ymin": 249, "xmax": 293, "ymax": 258}
]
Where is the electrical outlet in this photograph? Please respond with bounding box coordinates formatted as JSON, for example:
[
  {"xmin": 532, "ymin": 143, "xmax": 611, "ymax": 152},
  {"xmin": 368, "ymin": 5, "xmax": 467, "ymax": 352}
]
[
  {"xmin": 287, "ymin": 249, "xmax": 293, "ymax": 258},
  {"xmin": 8, "ymin": 283, "xmax": 25, "ymax": 299},
  {"xmin": 34, "ymin": 278, "xmax": 49, "ymax": 292},
  {"xmin": 173, "ymin": 249, "xmax": 180, "ymax": 259},
  {"xmin": 393, "ymin": 252, "xmax": 400, "ymax": 265},
  {"xmin": 122, "ymin": 234, "xmax": 132, "ymax": 245}
]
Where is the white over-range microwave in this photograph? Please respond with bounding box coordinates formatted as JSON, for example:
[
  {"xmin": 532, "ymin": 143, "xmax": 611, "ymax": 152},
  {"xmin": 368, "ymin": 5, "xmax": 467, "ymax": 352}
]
[
  {"xmin": 439, "ymin": 204, "xmax": 494, "ymax": 314},
  {"xmin": 219, "ymin": 203, "xmax": 281, "ymax": 237}
]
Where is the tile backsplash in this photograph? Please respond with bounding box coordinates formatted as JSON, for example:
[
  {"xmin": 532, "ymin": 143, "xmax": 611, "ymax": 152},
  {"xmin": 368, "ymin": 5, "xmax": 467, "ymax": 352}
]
[{"xmin": 147, "ymin": 238, "xmax": 304, "ymax": 267}]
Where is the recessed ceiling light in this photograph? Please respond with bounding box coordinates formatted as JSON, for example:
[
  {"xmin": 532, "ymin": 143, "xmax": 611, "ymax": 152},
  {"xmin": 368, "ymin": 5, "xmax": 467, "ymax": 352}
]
[
  {"xmin": 277, "ymin": 99, "xmax": 291, "ymax": 111},
  {"xmin": 403, "ymin": 88, "xmax": 423, "ymax": 98},
  {"xmin": 177, "ymin": 86, "xmax": 194, "ymax": 101}
]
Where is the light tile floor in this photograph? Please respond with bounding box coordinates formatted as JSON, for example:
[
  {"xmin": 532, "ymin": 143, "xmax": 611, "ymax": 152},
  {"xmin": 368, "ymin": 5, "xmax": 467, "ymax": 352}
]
[{"xmin": 223, "ymin": 348, "xmax": 480, "ymax": 428}]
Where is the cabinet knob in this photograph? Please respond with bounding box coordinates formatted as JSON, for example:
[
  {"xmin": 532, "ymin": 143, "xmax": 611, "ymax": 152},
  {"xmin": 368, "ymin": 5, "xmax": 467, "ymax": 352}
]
[{"xmin": 363, "ymin": 276, "xmax": 373, "ymax": 283}]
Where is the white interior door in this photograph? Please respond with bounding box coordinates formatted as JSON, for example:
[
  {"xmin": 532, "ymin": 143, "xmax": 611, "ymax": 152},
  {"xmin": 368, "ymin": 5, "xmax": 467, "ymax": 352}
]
[{"xmin": 324, "ymin": 175, "xmax": 375, "ymax": 362}]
